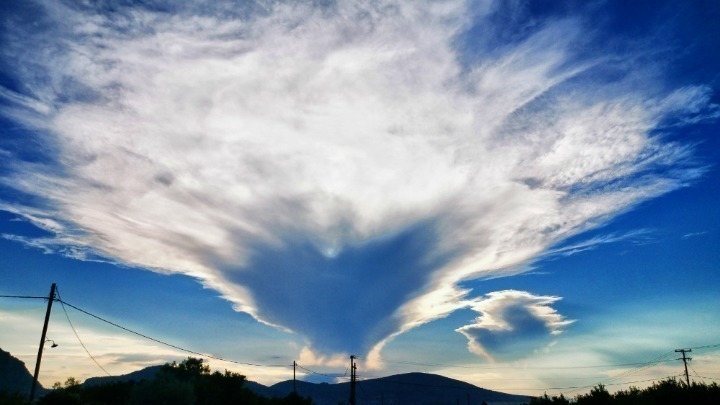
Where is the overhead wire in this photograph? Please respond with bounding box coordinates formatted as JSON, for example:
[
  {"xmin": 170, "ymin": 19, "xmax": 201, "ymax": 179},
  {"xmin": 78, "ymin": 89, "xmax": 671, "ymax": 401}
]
[
  {"xmin": 691, "ymin": 343, "xmax": 720, "ymax": 350},
  {"xmin": 295, "ymin": 363, "xmax": 350, "ymax": 381},
  {"xmin": 3, "ymin": 290, "xmax": 720, "ymax": 393},
  {"xmin": 689, "ymin": 364, "xmax": 701, "ymax": 379},
  {"xmin": 488, "ymin": 376, "xmax": 681, "ymax": 392},
  {"xmin": 607, "ymin": 351, "xmax": 676, "ymax": 381},
  {"xmin": 381, "ymin": 358, "xmax": 676, "ymax": 370},
  {"xmin": 351, "ymin": 374, "xmax": 681, "ymax": 392},
  {"xmin": 55, "ymin": 287, "xmax": 112, "ymax": 377},
  {"xmin": 685, "ymin": 364, "xmax": 719, "ymax": 384},
  {"xmin": 57, "ymin": 298, "xmax": 291, "ymax": 369},
  {"xmin": 559, "ymin": 351, "xmax": 677, "ymax": 397}
]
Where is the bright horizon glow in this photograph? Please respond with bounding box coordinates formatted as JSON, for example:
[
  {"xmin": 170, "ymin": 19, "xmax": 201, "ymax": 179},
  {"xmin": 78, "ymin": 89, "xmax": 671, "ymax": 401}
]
[{"xmin": 1, "ymin": 0, "xmax": 719, "ymax": 397}]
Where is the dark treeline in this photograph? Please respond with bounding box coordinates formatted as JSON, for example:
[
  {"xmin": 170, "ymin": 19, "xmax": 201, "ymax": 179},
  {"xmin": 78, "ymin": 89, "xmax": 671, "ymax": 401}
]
[
  {"xmin": 0, "ymin": 357, "xmax": 312, "ymax": 405},
  {"xmin": 3, "ymin": 364, "xmax": 720, "ymax": 405},
  {"xmin": 530, "ymin": 378, "xmax": 720, "ymax": 405}
]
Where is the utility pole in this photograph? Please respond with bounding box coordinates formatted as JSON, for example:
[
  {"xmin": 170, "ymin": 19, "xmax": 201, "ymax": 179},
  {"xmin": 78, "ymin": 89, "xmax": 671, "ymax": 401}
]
[
  {"xmin": 675, "ymin": 348, "xmax": 692, "ymax": 386},
  {"xmin": 467, "ymin": 393, "xmax": 470, "ymax": 405},
  {"xmin": 293, "ymin": 361, "xmax": 297, "ymax": 394},
  {"xmin": 349, "ymin": 355, "xmax": 357, "ymax": 405},
  {"xmin": 30, "ymin": 283, "xmax": 56, "ymax": 402}
]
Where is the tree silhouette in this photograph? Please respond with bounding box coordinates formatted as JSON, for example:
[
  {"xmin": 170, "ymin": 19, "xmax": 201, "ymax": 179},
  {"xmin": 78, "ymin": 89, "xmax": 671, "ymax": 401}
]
[{"xmin": 529, "ymin": 378, "xmax": 720, "ymax": 405}]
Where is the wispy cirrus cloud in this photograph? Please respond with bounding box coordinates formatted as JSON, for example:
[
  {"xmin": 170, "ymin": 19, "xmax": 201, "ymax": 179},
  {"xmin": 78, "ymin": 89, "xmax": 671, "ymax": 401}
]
[
  {"xmin": 543, "ymin": 229, "xmax": 656, "ymax": 258},
  {"xmin": 0, "ymin": 0, "xmax": 711, "ymax": 363},
  {"xmin": 682, "ymin": 231, "xmax": 709, "ymax": 239}
]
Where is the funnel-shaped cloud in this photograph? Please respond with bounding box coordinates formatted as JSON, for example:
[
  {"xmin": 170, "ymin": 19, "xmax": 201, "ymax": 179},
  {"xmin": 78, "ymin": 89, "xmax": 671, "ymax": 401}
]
[
  {"xmin": 0, "ymin": 1, "xmax": 710, "ymax": 359},
  {"xmin": 457, "ymin": 290, "xmax": 572, "ymax": 361}
]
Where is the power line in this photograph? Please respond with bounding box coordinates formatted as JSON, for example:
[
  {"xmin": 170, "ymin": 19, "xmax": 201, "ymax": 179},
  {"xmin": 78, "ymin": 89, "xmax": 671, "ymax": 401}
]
[
  {"xmin": 691, "ymin": 343, "xmax": 720, "ymax": 350},
  {"xmin": 693, "ymin": 376, "xmax": 720, "ymax": 382},
  {"xmin": 502, "ymin": 376, "xmax": 681, "ymax": 392},
  {"xmin": 381, "ymin": 358, "xmax": 675, "ymax": 370},
  {"xmin": 689, "ymin": 364, "xmax": 701, "ymax": 379},
  {"xmin": 351, "ymin": 374, "xmax": 681, "ymax": 392},
  {"xmin": 295, "ymin": 363, "xmax": 331, "ymax": 377},
  {"xmin": 378, "ymin": 353, "xmax": 679, "ymax": 396},
  {"xmin": 57, "ymin": 298, "xmax": 291, "ymax": 369},
  {"xmin": 55, "ymin": 287, "xmax": 112, "ymax": 377},
  {"xmin": 295, "ymin": 363, "xmax": 350, "ymax": 381},
  {"xmin": 605, "ymin": 352, "xmax": 676, "ymax": 383},
  {"xmin": 4, "ymin": 290, "xmax": 720, "ymax": 391},
  {"xmin": 560, "ymin": 351, "xmax": 677, "ymax": 396}
]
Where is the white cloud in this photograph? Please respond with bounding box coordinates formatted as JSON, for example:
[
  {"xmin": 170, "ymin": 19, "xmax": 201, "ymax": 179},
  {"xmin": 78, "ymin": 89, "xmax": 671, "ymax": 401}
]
[
  {"xmin": 543, "ymin": 229, "xmax": 655, "ymax": 258},
  {"xmin": 297, "ymin": 347, "xmax": 347, "ymax": 368},
  {"xmin": 0, "ymin": 0, "xmax": 710, "ymax": 361},
  {"xmin": 456, "ymin": 290, "xmax": 573, "ymax": 361}
]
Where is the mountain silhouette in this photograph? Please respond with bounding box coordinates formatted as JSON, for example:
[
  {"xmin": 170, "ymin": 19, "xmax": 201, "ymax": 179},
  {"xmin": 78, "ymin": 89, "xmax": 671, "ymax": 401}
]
[
  {"xmin": 0, "ymin": 347, "xmax": 43, "ymax": 397},
  {"xmin": 82, "ymin": 366, "xmax": 529, "ymax": 404},
  {"xmin": 1, "ymin": 349, "xmax": 529, "ymax": 404},
  {"xmin": 83, "ymin": 364, "xmax": 163, "ymax": 387},
  {"xmin": 266, "ymin": 372, "xmax": 530, "ymax": 404}
]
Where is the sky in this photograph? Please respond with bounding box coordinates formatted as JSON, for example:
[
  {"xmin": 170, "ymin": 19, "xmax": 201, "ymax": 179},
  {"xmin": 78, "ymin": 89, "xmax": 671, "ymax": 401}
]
[{"xmin": 1, "ymin": 0, "xmax": 719, "ymax": 398}]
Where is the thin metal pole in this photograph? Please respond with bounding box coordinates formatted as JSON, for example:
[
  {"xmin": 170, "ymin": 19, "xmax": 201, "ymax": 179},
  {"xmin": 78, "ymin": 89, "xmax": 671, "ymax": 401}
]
[
  {"xmin": 30, "ymin": 283, "xmax": 56, "ymax": 402},
  {"xmin": 293, "ymin": 361, "xmax": 297, "ymax": 394}
]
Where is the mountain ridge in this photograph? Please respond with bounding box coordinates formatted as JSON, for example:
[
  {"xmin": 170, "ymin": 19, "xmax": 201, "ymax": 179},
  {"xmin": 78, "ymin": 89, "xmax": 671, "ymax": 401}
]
[
  {"xmin": 0, "ymin": 347, "xmax": 44, "ymax": 397},
  {"xmin": 0, "ymin": 348, "xmax": 529, "ymax": 404},
  {"xmin": 269, "ymin": 372, "xmax": 530, "ymax": 404},
  {"xmin": 83, "ymin": 366, "xmax": 530, "ymax": 404}
]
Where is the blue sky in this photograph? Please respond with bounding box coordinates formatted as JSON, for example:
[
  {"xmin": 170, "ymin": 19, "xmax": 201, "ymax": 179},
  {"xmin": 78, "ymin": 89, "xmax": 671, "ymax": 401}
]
[{"xmin": 1, "ymin": 0, "xmax": 719, "ymax": 396}]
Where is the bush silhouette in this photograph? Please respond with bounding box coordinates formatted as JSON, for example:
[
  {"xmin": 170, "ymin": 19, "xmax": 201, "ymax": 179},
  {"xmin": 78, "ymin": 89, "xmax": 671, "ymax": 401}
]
[{"xmin": 530, "ymin": 378, "xmax": 720, "ymax": 405}]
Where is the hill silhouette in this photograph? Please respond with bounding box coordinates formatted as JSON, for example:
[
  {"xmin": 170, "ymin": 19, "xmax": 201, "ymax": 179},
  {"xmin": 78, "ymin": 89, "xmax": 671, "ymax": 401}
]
[
  {"xmin": 83, "ymin": 365, "xmax": 163, "ymax": 387},
  {"xmin": 82, "ymin": 364, "xmax": 529, "ymax": 404},
  {"xmin": 0, "ymin": 347, "xmax": 44, "ymax": 397},
  {"xmin": 0, "ymin": 349, "xmax": 529, "ymax": 404},
  {"xmin": 267, "ymin": 372, "xmax": 530, "ymax": 404}
]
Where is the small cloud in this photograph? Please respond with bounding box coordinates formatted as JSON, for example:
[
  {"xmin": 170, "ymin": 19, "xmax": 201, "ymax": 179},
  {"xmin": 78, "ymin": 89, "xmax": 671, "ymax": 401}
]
[
  {"xmin": 544, "ymin": 229, "xmax": 656, "ymax": 258},
  {"xmin": 682, "ymin": 231, "xmax": 709, "ymax": 239},
  {"xmin": 298, "ymin": 346, "xmax": 347, "ymax": 368},
  {"xmin": 456, "ymin": 290, "xmax": 573, "ymax": 361},
  {"xmin": 1, "ymin": 233, "xmax": 121, "ymax": 265}
]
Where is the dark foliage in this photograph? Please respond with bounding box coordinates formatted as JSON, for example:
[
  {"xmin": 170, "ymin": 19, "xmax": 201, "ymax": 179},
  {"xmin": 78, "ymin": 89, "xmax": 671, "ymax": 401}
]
[
  {"xmin": 0, "ymin": 390, "xmax": 30, "ymax": 405},
  {"xmin": 82, "ymin": 381, "xmax": 134, "ymax": 405},
  {"xmin": 529, "ymin": 378, "xmax": 720, "ymax": 405}
]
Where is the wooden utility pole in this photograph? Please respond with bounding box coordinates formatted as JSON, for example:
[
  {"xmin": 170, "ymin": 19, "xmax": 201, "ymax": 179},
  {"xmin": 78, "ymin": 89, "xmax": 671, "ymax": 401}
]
[
  {"xmin": 349, "ymin": 355, "xmax": 357, "ymax": 405},
  {"xmin": 293, "ymin": 361, "xmax": 297, "ymax": 394},
  {"xmin": 30, "ymin": 283, "xmax": 56, "ymax": 402},
  {"xmin": 675, "ymin": 348, "xmax": 692, "ymax": 386}
]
